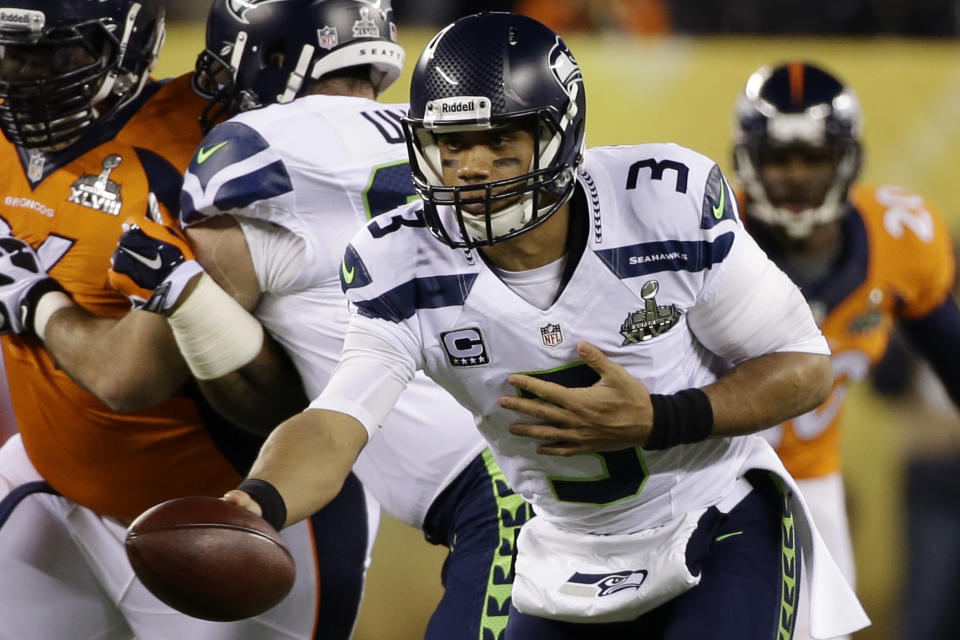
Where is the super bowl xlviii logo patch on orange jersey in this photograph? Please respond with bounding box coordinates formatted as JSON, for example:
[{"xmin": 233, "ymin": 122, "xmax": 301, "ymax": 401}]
[
  {"xmin": 558, "ymin": 570, "xmax": 648, "ymax": 598},
  {"xmin": 441, "ymin": 327, "xmax": 489, "ymax": 367},
  {"xmin": 540, "ymin": 323, "xmax": 563, "ymax": 348},
  {"xmin": 68, "ymin": 155, "xmax": 123, "ymax": 216},
  {"xmin": 620, "ymin": 280, "xmax": 680, "ymax": 345},
  {"xmin": 847, "ymin": 288, "xmax": 885, "ymax": 334}
]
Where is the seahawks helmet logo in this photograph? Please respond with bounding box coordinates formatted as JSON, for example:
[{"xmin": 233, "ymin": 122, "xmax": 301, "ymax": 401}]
[
  {"xmin": 226, "ymin": 0, "xmax": 290, "ymax": 24},
  {"xmin": 548, "ymin": 36, "xmax": 582, "ymax": 97}
]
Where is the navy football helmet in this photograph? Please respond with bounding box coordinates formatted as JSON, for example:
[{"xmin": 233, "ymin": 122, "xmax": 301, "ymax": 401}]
[
  {"xmin": 404, "ymin": 12, "xmax": 587, "ymax": 249},
  {"xmin": 196, "ymin": 0, "xmax": 404, "ymax": 132},
  {"xmin": 733, "ymin": 61, "xmax": 863, "ymax": 238},
  {"xmin": 0, "ymin": 0, "xmax": 165, "ymax": 149}
]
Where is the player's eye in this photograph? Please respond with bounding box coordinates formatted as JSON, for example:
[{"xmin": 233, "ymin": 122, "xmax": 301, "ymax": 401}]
[{"xmin": 438, "ymin": 135, "xmax": 462, "ymax": 152}]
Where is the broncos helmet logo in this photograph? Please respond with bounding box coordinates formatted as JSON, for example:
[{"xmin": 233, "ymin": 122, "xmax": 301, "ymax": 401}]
[{"xmin": 225, "ymin": 0, "xmax": 291, "ymax": 24}]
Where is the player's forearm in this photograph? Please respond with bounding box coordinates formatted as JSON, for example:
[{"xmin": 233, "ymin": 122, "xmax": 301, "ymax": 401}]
[
  {"xmin": 902, "ymin": 294, "xmax": 960, "ymax": 410},
  {"xmin": 198, "ymin": 339, "xmax": 309, "ymax": 435},
  {"xmin": 42, "ymin": 305, "xmax": 189, "ymax": 411},
  {"xmin": 703, "ymin": 351, "xmax": 833, "ymax": 437},
  {"xmin": 245, "ymin": 408, "xmax": 368, "ymax": 526}
]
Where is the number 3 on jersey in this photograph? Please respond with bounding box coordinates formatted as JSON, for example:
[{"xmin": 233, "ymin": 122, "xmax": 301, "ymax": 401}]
[
  {"xmin": 363, "ymin": 160, "xmax": 418, "ymax": 219},
  {"xmin": 517, "ymin": 362, "xmax": 649, "ymax": 505}
]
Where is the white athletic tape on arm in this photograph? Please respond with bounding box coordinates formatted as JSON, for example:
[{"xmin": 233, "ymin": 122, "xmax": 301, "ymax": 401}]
[
  {"xmin": 167, "ymin": 272, "xmax": 264, "ymax": 380},
  {"xmin": 33, "ymin": 291, "xmax": 74, "ymax": 342}
]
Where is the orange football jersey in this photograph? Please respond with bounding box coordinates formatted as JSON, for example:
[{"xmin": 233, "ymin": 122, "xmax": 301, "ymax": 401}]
[
  {"xmin": 743, "ymin": 184, "xmax": 956, "ymax": 479},
  {"xmin": 0, "ymin": 75, "xmax": 260, "ymax": 522}
]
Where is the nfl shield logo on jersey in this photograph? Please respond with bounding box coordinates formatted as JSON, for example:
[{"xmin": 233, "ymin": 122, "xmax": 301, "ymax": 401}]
[
  {"xmin": 27, "ymin": 150, "xmax": 45, "ymax": 183},
  {"xmin": 317, "ymin": 26, "xmax": 338, "ymax": 49},
  {"xmin": 539, "ymin": 323, "xmax": 563, "ymax": 348}
]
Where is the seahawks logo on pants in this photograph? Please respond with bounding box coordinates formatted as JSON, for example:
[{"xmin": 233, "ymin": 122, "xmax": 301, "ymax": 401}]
[{"xmin": 558, "ymin": 570, "xmax": 648, "ymax": 597}]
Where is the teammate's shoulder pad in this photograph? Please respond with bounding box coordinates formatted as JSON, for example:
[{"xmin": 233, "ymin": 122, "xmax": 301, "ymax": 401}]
[
  {"xmin": 187, "ymin": 121, "xmax": 271, "ymax": 179},
  {"xmin": 180, "ymin": 120, "xmax": 293, "ymax": 227},
  {"xmin": 342, "ymin": 201, "xmax": 433, "ymax": 294},
  {"xmin": 700, "ymin": 163, "xmax": 738, "ymax": 229}
]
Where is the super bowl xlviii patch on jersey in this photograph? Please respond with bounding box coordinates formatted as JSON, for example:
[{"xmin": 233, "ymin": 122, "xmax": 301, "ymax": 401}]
[
  {"xmin": 540, "ymin": 322, "xmax": 564, "ymax": 348},
  {"xmin": 559, "ymin": 570, "xmax": 648, "ymax": 598},
  {"xmin": 847, "ymin": 288, "xmax": 884, "ymax": 334},
  {"xmin": 441, "ymin": 327, "xmax": 489, "ymax": 367},
  {"xmin": 619, "ymin": 280, "xmax": 680, "ymax": 345},
  {"xmin": 68, "ymin": 154, "xmax": 123, "ymax": 216}
]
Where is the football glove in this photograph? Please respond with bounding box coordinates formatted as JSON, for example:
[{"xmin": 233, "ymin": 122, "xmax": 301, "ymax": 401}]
[
  {"xmin": 109, "ymin": 217, "xmax": 203, "ymax": 314},
  {"xmin": 0, "ymin": 235, "xmax": 65, "ymax": 336}
]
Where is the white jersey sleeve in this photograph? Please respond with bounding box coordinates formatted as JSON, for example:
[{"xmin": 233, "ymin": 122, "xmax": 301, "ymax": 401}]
[
  {"xmin": 177, "ymin": 97, "xmax": 486, "ymax": 528},
  {"xmin": 234, "ymin": 216, "xmax": 305, "ymax": 294},
  {"xmin": 308, "ymin": 314, "xmax": 421, "ymax": 441},
  {"xmin": 684, "ymin": 167, "xmax": 829, "ymax": 362}
]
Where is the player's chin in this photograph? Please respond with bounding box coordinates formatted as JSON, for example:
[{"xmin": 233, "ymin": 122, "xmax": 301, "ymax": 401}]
[{"xmin": 460, "ymin": 197, "xmax": 522, "ymax": 217}]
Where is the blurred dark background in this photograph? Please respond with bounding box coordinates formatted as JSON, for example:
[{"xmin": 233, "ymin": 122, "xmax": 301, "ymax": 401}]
[{"xmin": 168, "ymin": 0, "xmax": 960, "ymax": 36}]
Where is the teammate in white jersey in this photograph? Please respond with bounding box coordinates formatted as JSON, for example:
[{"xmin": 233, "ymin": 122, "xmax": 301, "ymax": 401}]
[
  {"xmin": 110, "ymin": 1, "xmax": 530, "ymax": 638},
  {"xmin": 203, "ymin": 12, "xmax": 865, "ymax": 638}
]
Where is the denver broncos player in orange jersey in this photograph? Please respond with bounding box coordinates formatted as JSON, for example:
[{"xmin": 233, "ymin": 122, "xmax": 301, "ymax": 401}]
[
  {"xmin": 732, "ymin": 61, "xmax": 960, "ymax": 640},
  {"xmin": 0, "ymin": 2, "xmax": 373, "ymax": 639}
]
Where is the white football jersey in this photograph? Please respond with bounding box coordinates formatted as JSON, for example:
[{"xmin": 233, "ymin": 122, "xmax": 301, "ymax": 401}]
[
  {"xmin": 334, "ymin": 143, "xmax": 829, "ymax": 535},
  {"xmin": 180, "ymin": 95, "xmax": 485, "ymax": 527}
]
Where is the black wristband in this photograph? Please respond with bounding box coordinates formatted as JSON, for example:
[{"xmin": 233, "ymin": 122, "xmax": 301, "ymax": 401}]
[
  {"xmin": 645, "ymin": 388, "xmax": 714, "ymax": 450},
  {"xmin": 237, "ymin": 478, "xmax": 287, "ymax": 531},
  {"xmin": 22, "ymin": 278, "xmax": 66, "ymax": 339}
]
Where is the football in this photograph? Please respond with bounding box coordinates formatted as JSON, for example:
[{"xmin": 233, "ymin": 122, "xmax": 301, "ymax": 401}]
[{"xmin": 125, "ymin": 495, "xmax": 296, "ymax": 622}]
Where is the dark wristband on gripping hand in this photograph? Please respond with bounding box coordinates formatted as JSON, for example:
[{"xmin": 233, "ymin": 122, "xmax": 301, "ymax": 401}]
[
  {"xmin": 237, "ymin": 478, "xmax": 287, "ymax": 531},
  {"xmin": 644, "ymin": 388, "xmax": 714, "ymax": 450},
  {"xmin": 22, "ymin": 278, "xmax": 66, "ymax": 339}
]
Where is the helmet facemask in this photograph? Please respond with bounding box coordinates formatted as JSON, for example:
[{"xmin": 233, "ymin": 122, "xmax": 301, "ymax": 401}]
[
  {"xmin": 193, "ymin": 30, "xmax": 260, "ymax": 133},
  {"xmin": 406, "ymin": 109, "xmax": 580, "ymax": 249},
  {"xmin": 403, "ymin": 13, "xmax": 587, "ymax": 250},
  {"xmin": 733, "ymin": 63, "xmax": 863, "ymax": 240},
  {"xmin": 734, "ymin": 137, "xmax": 862, "ymax": 239},
  {"xmin": 0, "ymin": 2, "xmax": 164, "ymax": 150}
]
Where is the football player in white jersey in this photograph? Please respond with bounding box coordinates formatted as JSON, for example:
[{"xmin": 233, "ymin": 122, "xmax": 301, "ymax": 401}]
[
  {"xmin": 201, "ymin": 13, "xmax": 870, "ymax": 638},
  {"xmin": 119, "ymin": 12, "xmax": 867, "ymax": 639},
  {"xmin": 109, "ymin": 1, "xmax": 531, "ymax": 638}
]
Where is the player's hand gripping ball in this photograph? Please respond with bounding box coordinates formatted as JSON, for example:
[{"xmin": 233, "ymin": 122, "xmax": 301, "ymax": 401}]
[{"xmin": 125, "ymin": 496, "xmax": 296, "ymax": 621}]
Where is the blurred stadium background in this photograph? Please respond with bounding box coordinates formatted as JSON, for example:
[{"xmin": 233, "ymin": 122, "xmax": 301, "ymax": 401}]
[{"xmin": 156, "ymin": 2, "xmax": 960, "ymax": 638}]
